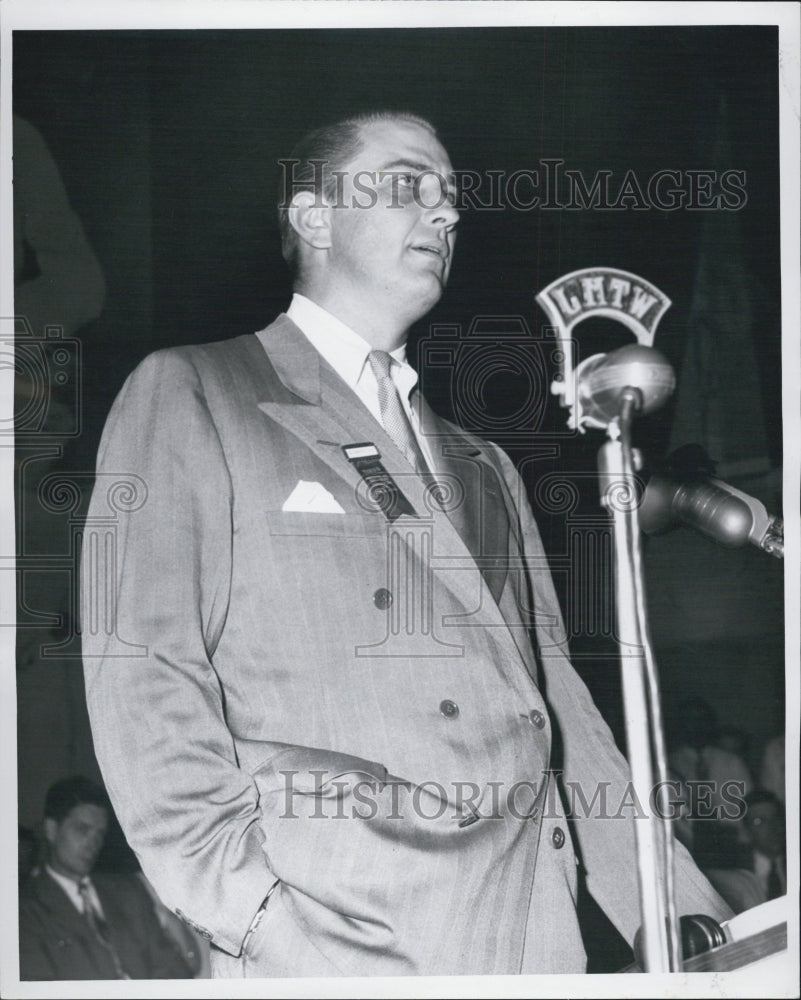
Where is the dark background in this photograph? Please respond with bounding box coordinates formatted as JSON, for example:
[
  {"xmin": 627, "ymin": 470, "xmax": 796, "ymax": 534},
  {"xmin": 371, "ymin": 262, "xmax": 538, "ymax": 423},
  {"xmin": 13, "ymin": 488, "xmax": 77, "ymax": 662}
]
[
  {"xmin": 13, "ymin": 26, "xmax": 785, "ymax": 971},
  {"xmin": 13, "ymin": 28, "xmax": 782, "ymax": 458}
]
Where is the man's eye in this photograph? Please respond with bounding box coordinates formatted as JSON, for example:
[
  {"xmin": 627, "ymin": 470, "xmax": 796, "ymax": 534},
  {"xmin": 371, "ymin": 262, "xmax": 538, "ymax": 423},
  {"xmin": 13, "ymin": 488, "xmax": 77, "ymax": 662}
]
[{"xmin": 397, "ymin": 172, "xmax": 415, "ymax": 185}]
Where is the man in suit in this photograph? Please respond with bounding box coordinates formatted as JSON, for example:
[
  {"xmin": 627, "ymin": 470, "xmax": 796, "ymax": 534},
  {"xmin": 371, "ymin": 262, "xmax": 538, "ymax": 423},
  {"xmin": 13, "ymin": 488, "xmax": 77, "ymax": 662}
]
[
  {"xmin": 703, "ymin": 789, "xmax": 787, "ymax": 914},
  {"xmin": 19, "ymin": 776, "xmax": 194, "ymax": 980},
  {"xmin": 81, "ymin": 110, "xmax": 730, "ymax": 978}
]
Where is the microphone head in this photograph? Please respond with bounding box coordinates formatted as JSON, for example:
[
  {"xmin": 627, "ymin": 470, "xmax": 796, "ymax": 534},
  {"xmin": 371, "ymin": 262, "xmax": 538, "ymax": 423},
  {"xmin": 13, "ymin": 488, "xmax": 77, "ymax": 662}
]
[
  {"xmin": 640, "ymin": 473, "xmax": 754, "ymax": 546},
  {"xmin": 577, "ymin": 344, "xmax": 676, "ymax": 428}
]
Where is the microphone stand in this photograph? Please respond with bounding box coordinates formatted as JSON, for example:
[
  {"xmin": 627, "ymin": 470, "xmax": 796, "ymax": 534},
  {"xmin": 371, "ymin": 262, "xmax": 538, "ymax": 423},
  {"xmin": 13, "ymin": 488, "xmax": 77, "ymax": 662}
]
[{"xmin": 598, "ymin": 389, "xmax": 682, "ymax": 973}]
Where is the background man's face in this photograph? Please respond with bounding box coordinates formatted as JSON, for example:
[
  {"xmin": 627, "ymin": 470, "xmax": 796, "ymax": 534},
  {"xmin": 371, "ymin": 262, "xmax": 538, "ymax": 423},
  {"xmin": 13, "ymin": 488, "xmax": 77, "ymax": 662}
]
[
  {"xmin": 326, "ymin": 120, "xmax": 459, "ymax": 324},
  {"xmin": 44, "ymin": 803, "xmax": 108, "ymax": 880},
  {"xmin": 743, "ymin": 801, "xmax": 784, "ymax": 858}
]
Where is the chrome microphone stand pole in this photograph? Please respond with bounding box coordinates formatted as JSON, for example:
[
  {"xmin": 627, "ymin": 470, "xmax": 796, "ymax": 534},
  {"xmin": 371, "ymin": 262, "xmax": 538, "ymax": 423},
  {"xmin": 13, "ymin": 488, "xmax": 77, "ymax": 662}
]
[{"xmin": 598, "ymin": 389, "xmax": 681, "ymax": 973}]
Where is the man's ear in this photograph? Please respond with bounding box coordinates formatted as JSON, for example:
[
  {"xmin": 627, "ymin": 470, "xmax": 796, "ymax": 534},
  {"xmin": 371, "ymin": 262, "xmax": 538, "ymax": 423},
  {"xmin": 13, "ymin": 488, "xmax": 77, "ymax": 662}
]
[
  {"xmin": 43, "ymin": 817, "xmax": 57, "ymax": 847},
  {"xmin": 288, "ymin": 191, "xmax": 333, "ymax": 251}
]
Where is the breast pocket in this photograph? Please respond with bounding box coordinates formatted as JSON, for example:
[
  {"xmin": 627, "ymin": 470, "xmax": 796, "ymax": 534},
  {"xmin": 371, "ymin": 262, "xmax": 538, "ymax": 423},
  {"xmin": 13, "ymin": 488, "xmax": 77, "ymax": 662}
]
[{"xmin": 264, "ymin": 510, "xmax": 388, "ymax": 537}]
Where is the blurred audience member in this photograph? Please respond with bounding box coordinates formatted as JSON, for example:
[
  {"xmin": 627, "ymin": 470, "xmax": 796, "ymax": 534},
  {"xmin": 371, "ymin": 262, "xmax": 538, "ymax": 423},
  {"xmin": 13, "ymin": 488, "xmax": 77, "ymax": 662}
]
[
  {"xmin": 703, "ymin": 789, "xmax": 786, "ymax": 914},
  {"xmin": 741, "ymin": 790, "xmax": 786, "ymax": 900},
  {"xmin": 19, "ymin": 776, "xmax": 194, "ymax": 981},
  {"xmin": 668, "ymin": 698, "xmax": 754, "ymax": 813},
  {"xmin": 136, "ymin": 871, "xmax": 210, "ymax": 978},
  {"xmin": 14, "ymin": 115, "xmax": 105, "ymax": 339},
  {"xmin": 668, "ymin": 698, "xmax": 754, "ymax": 877},
  {"xmin": 716, "ymin": 724, "xmax": 751, "ymax": 768},
  {"xmin": 759, "ymin": 733, "xmax": 785, "ymax": 805},
  {"xmin": 92, "ymin": 808, "xmax": 208, "ymax": 977}
]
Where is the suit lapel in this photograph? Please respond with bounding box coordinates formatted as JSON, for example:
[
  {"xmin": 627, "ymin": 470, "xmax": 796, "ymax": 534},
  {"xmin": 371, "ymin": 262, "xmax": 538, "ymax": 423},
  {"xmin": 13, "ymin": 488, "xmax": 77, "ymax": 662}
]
[
  {"xmin": 32, "ymin": 871, "xmax": 99, "ymax": 950},
  {"xmin": 417, "ymin": 395, "xmax": 510, "ymax": 606},
  {"xmin": 33, "ymin": 871, "xmax": 84, "ymax": 925},
  {"xmin": 256, "ymin": 317, "xmax": 405, "ymax": 504},
  {"xmin": 420, "ymin": 399, "xmax": 542, "ymax": 681},
  {"xmin": 253, "ymin": 317, "xmax": 527, "ymax": 670},
  {"xmin": 256, "ymin": 316, "xmax": 446, "ymax": 523}
]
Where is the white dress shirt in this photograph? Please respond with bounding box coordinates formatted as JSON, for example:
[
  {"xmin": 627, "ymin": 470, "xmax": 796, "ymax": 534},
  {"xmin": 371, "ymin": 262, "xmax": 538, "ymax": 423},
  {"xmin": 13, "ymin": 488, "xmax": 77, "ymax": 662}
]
[{"xmin": 286, "ymin": 294, "xmax": 435, "ymax": 469}]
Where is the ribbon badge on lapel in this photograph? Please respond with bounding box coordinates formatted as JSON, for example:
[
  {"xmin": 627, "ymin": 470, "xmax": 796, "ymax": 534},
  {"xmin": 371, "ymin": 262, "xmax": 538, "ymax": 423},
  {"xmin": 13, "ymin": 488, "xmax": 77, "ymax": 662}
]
[{"xmin": 342, "ymin": 443, "xmax": 417, "ymax": 520}]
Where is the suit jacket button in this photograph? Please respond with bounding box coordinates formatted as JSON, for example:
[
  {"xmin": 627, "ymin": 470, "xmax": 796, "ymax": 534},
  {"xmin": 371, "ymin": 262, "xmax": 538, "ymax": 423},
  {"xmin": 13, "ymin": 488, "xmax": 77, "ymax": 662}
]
[
  {"xmin": 439, "ymin": 700, "xmax": 459, "ymax": 719},
  {"xmin": 373, "ymin": 588, "xmax": 393, "ymax": 609},
  {"xmin": 552, "ymin": 826, "xmax": 565, "ymax": 849},
  {"xmin": 529, "ymin": 709, "xmax": 546, "ymax": 729}
]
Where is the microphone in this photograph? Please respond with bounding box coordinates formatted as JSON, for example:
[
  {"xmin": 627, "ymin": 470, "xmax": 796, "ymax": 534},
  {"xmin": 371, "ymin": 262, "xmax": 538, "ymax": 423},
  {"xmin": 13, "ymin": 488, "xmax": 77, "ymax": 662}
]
[
  {"xmin": 575, "ymin": 344, "xmax": 676, "ymax": 429},
  {"xmin": 640, "ymin": 446, "xmax": 783, "ymax": 558}
]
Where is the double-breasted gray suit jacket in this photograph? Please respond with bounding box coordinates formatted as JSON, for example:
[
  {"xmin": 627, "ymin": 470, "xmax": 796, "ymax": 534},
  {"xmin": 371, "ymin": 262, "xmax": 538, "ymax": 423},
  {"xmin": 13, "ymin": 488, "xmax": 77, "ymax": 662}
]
[{"xmin": 81, "ymin": 315, "xmax": 729, "ymax": 977}]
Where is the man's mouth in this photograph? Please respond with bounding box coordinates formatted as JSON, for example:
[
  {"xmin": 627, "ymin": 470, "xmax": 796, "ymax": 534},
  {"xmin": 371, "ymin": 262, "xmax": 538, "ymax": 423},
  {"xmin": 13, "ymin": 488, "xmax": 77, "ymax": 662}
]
[{"xmin": 411, "ymin": 242, "xmax": 448, "ymax": 262}]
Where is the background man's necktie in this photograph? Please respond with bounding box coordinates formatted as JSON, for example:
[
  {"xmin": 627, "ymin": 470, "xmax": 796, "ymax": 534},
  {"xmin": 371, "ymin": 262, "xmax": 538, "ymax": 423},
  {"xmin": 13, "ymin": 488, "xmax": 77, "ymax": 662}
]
[
  {"xmin": 78, "ymin": 878, "xmax": 130, "ymax": 979},
  {"xmin": 368, "ymin": 350, "xmax": 430, "ymax": 476}
]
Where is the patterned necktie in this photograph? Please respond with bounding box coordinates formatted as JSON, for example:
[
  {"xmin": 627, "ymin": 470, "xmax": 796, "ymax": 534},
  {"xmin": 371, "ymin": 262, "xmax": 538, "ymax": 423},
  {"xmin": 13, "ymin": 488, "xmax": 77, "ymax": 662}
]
[
  {"xmin": 368, "ymin": 350, "xmax": 430, "ymax": 476},
  {"xmin": 78, "ymin": 878, "xmax": 129, "ymax": 979}
]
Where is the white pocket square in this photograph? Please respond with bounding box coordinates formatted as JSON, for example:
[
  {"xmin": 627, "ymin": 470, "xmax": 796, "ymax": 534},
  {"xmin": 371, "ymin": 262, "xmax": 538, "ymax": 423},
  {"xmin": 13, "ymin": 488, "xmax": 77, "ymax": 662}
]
[{"xmin": 282, "ymin": 480, "xmax": 345, "ymax": 514}]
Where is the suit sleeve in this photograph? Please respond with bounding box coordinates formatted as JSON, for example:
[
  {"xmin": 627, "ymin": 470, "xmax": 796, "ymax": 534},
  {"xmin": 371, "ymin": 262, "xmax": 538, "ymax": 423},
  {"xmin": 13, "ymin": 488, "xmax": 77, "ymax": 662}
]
[
  {"xmin": 81, "ymin": 350, "xmax": 273, "ymax": 956},
  {"xmin": 491, "ymin": 446, "xmax": 733, "ymax": 943}
]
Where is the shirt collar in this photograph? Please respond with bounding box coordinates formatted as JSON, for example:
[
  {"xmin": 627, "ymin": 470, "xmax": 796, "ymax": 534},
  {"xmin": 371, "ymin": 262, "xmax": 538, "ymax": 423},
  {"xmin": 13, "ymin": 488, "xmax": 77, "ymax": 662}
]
[
  {"xmin": 286, "ymin": 293, "xmax": 417, "ymax": 397},
  {"xmin": 46, "ymin": 864, "xmax": 87, "ymax": 898}
]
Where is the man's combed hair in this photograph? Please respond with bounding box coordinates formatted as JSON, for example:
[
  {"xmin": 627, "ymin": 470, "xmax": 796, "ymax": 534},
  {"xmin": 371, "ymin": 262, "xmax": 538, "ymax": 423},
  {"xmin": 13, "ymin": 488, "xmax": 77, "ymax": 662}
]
[
  {"xmin": 277, "ymin": 111, "xmax": 437, "ymax": 274},
  {"xmin": 44, "ymin": 775, "xmax": 109, "ymax": 822}
]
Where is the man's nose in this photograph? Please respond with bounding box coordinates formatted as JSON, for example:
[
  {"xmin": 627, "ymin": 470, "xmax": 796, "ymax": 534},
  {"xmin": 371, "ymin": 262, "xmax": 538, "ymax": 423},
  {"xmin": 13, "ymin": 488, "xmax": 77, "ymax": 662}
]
[
  {"xmin": 417, "ymin": 174, "xmax": 459, "ymax": 229},
  {"xmin": 428, "ymin": 199, "xmax": 459, "ymax": 229}
]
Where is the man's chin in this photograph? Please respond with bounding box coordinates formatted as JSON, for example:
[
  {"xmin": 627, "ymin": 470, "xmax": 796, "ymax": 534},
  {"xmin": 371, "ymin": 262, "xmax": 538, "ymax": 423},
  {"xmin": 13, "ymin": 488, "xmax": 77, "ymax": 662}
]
[
  {"xmin": 409, "ymin": 256, "xmax": 449, "ymax": 287},
  {"xmin": 403, "ymin": 274, "xmax": 447, "ymax": 320}
]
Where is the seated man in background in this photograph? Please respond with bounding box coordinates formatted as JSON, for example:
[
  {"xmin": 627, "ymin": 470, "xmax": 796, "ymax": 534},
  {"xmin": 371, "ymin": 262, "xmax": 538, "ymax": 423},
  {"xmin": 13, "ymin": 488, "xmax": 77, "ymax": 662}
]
[
  {"xmin": 668, "ymin": 697, "xmax": 754, "ymax": 872},
  {"xmin": 741, "ymin": 790, "xmax": 787, "ymax": 901},
  {"xmin": 703, "ymin": 789, "xmax": 787, "ymax": 915},
  {"xmin": 19, "ymin": 776, "xmax": 195, "ymax": 981},
  {"xmin": 668, "ymin": 698, "xmax": 754, "ymax": 802}
]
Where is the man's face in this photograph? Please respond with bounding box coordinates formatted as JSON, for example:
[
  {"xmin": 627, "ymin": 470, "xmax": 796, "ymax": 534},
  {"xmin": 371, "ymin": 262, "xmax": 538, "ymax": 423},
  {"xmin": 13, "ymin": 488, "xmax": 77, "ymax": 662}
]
[
  {"xmin": 324, "ymin": 119, "xmax": 459, "ymax": 327},
  {"xmin": 44, "ymin": 803, "xmax": 108, "ymax": 880},
  {"xmin": 743, "ymin": 800, "xmax": 784, "ymax": 858}
]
